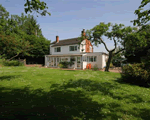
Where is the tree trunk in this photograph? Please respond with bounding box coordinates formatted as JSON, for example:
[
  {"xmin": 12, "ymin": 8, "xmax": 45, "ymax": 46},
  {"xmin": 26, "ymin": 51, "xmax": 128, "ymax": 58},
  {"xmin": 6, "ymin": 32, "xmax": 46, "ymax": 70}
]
[{"xmin": 105, "ymin": 51, "xmax": 113, "ymax": 72}]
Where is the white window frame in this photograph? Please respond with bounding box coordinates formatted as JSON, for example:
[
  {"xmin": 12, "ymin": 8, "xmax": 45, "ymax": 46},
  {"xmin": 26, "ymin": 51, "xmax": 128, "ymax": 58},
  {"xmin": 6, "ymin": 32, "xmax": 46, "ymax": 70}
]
[
  {"xmin": 86, "ymin": 56, "xmax": 97, "ymax": 62},
  {"xmin": 69, "ymin": 46, "xmax": 77, "ymax": 51},
  {"xmin": 54, "ymin": 47, "xmax": 61, "ymax": 52}
]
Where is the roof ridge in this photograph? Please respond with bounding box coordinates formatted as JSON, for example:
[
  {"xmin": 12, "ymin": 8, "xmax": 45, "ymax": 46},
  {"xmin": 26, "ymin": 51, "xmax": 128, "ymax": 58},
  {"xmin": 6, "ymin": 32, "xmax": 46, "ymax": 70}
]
[
  {"xmin": 58, "ymin": 37, "xmax": 79, "ymax": 41},
  {"xmin": 51, "ymin": 37, "xmax": 79, "ymax": 43}
]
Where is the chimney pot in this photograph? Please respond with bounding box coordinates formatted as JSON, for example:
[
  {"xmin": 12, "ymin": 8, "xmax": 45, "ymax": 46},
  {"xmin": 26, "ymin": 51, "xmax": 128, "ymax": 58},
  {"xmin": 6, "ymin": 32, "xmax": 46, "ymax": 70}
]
[{"xmin": 56, "ymin": 36, "xmax": 59, "ymax": 43}]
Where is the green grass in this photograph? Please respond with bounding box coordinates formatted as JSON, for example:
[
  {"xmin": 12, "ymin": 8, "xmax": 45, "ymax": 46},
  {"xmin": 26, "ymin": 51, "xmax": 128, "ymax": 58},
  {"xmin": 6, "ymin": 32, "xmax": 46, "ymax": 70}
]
[{"xmin": 0, "ymin": 67, "xmax": 150, "ymax": 120}]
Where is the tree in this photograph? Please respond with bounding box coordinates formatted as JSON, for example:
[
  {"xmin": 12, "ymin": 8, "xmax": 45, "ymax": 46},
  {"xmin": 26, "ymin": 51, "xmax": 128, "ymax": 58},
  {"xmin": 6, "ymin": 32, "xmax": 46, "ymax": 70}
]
[
  {"xmin": 0, "ymin": 33, "xmax": 31, "ymax": 60},
  {"xmin": 124, "ymin": 24, "xmax": 150, "ymax": 68},
  {"xmin": 24, "ymin": 0, "xmax": 51, "ymax": 16},
  {"xmin": 112, "ymin": 47, "xmax": 126, "ymax": 67},
  {"xmin": 0, "ymin": 5, "xmax": 50, "ymax": 63},
  {"xmin": 0, "ymin": 4, "xmax": 9, "ymax": 33},
  {"xmin": 78, "ymin": 22, "xmax": 144, "ymax": 72},
  {"xmin": 133, "ymin": 0, "xmax": 150, "ymax": 26}
]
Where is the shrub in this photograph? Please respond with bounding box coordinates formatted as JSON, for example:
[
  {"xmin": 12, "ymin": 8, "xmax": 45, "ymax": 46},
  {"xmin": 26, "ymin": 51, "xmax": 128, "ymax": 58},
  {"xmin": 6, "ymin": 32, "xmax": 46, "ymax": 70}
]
[
  {"xmin": 59, "ymin": 61, "xmax": 74, "ymax": 68},
  {"xmin": 58, "ymin": 63, "xmax": 64, "ymax": 68},
  {"xmin": 121, "ymin": 63, "xmax": 150, "ymax": 86},
  {"xmin": 2, "ymin": 60, "xmax": 24, "ymax": 66},
  {"xmin": 92, "ymin": 64, "xmax": 99, "ymax": 71}
]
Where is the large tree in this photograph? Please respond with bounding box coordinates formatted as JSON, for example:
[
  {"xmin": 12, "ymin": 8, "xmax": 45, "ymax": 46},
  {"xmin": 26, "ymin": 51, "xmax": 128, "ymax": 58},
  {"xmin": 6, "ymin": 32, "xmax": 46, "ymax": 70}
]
[
  {"xmin": 133, "ymin": 0, "xmax": 150, "ymax": 26},
  {"xmin": 0, "ymin": 33, "xmax": 31, "ymax": 60},
  {"xmin": 124, "ymin": 25, "xmax": 150, "ymax": 67},
  {"xmin": 78, "ymin": 22, "xmax": 146, "ymax": 72},
  {"xmin": 0, "ymin": 5, "xmax": 50, "ymax": 62}
]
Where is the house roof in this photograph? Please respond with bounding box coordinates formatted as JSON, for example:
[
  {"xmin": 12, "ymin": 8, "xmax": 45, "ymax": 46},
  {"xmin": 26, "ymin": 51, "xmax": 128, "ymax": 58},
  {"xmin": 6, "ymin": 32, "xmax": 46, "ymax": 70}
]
[{"xmin": 51, "ymin": 37, "xmax": 81, "ymax": 47}]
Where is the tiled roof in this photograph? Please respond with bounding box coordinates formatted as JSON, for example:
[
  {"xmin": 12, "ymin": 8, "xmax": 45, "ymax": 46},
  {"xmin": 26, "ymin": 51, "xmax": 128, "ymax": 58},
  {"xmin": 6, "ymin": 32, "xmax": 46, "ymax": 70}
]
[{"xmin": 51, "ymin": 37, "xmax": 81, "ymax": 47}]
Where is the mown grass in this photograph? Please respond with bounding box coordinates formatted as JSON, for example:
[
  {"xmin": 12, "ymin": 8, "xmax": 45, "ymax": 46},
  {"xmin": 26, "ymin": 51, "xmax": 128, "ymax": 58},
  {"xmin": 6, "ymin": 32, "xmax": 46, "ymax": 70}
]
[{"xmin": 0, "ymin": 66, "xmax": 150, "ymax": 120}]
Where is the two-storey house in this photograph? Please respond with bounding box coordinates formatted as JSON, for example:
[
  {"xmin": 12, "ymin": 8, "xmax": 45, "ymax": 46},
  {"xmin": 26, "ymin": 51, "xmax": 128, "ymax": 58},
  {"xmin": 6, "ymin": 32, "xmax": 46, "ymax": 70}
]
[{"xmin": 45, "ymin": 29, "xmax": 108, "ymax": 69}]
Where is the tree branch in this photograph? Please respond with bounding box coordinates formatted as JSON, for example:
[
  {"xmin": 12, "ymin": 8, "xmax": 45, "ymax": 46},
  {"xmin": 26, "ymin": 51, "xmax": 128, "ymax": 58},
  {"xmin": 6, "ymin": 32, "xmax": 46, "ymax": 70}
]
[
  {"xmin": 100, "ymin": 37, "xmax": 110, "ymax": 52},
  {"xmin": 8, "ymin": 53, "xmax": 20, "ymax": 61},
  {"xmin": 111, "ymin": 37, "xmax": 117, "ymax": 52},
  {"xmin": 114, "ymin": 48, "xmax": 125, "ymax": 55}
]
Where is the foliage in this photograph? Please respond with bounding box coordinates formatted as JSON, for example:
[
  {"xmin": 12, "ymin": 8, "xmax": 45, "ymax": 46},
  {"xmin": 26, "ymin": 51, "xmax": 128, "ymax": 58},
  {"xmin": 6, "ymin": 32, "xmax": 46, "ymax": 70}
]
[
  {"xmin": 112, "ymin": 53, "xmax": 126, "ymax": 67},
  {"xmin": 124, "ymin": 25, "xmax": 150, "ymax": 64},
  {"xmin": 2, "ymin": 60, "xmax": 24, "ymax": 66},
  {"xmin": 0, "ymin": 59, "xmax": 4, "ymax": 67},
  {"xmin": 133, "ymin": 0, "xmax": 150, "ymax": 26},
  {"xmin": 0, "ymin": 34, "xmax": 31, "ymax": 60},
  {"xmin": 24, "ymin": 0, "xmax": 51, "ymax": 16},
  {"xmin": 121, "ymin": 63, "xmax": 150, "ymax": 86},
  {"xmin": 0, "ymin": 5, "xmax": 50, "ymax": 63},
  {"xmin": 58, "ymin": 63, "xmax": 64, "ymax": 68},
  {"xmin": 92, "ymin": 64, "xmax": 99, "ymax": 71},
  {"xmin": 59, "ymin": 61, "xmax": 74, "ymax": 68},
  {"xmin": 109, "ymin": 62, "xmax": 114, "ymax": 68}
]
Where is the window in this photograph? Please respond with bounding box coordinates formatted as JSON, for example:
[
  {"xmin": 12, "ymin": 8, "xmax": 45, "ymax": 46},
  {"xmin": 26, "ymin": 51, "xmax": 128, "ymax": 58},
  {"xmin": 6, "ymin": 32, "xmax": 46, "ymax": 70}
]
[
  {"xmin": 87, "ymin": 56, "xmax": 89, "ymax": 62},
  {"xmin": 69, "ymin": 46, "xmax": 77, "ymax": 51},
  {"xmin": 90, "ymin": 56, "xmax": 93, "ymax": 62},
  {"xmin": 54, "ymin": 47, "xmax": 61, "ymax": 52},
  {"xmin": 94, "ymin": 56, "xmax": 97, "ymax": 62},
  {"xmin": 86, "ymin": 56, "xmax": 97, "ymax": 62}
]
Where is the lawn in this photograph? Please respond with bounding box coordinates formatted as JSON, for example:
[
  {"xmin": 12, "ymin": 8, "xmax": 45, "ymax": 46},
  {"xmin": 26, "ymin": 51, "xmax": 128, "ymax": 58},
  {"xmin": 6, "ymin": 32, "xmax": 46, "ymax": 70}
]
[{"xmin": 0, "ymin": 67, "xmax": 150, "ymax": 120}]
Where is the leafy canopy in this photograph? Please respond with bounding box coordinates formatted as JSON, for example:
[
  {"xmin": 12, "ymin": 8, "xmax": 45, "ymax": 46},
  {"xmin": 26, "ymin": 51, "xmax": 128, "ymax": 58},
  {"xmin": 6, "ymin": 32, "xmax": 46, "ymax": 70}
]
[{"xmin": 24, "ymin": 0, "xmax": 51, "ymax": 16}]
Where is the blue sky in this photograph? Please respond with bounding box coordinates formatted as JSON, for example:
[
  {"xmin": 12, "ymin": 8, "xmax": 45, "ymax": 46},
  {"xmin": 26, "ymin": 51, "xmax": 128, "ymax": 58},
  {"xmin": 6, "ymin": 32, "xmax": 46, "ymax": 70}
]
[{"xmin": 1, "ymin": 0, "xmax": 142, "ymax": 53}]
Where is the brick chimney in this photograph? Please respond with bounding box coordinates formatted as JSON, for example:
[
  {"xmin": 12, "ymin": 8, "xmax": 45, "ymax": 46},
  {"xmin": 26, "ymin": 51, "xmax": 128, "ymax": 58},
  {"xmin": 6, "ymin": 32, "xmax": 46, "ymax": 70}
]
[
  {"xmin": 81, "ymin": 29, "xmax": 86, "ymax": 36},
  {"xmin": 56, "ymin": 36, "xmax": 59, "ymax": 43}
]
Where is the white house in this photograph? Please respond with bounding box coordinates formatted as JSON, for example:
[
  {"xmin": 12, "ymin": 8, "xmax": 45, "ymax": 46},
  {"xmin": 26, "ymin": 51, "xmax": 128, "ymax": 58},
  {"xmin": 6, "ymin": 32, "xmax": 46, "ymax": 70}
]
[{"xmin": 45, "ymin": 29, "xmax": 109, "ymax": 69}]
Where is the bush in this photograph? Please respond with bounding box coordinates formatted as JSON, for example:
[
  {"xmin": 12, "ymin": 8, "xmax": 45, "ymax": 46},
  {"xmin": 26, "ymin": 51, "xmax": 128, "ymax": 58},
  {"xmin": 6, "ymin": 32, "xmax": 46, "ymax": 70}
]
[
  {"xmin": 121, "ymin": 63, "xmax": 150, "ymax": 86},
  {"xmin": 109, "ymin": 62, "xmax": 114, "ymax": 68},
  {"xmin": 59, "ymin": 61, "xmax": 74, "ymax": 68},
  {"xmin": 2, "ymin": 60, "xmax": 24, "ymax": 66},
  {"xmin": 92, "ymin": 64, "xmax": 99, "ymax": 71},
  {"xmin": 58, "ymin": 63, "xmax": 64, "ymax": 68}
]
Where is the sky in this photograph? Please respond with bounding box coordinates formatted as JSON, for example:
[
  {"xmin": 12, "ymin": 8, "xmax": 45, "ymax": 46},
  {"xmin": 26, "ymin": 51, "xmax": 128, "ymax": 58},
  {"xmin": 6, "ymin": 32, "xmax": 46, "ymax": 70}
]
[{"xmin": 1, "ymin": 0, "xmax": 143, "ymax": 53}]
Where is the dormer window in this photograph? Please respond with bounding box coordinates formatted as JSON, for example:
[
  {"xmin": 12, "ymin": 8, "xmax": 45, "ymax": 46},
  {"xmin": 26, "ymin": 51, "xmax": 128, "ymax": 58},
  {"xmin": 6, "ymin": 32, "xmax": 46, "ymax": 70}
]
[
  {"xmin": 54, "ymin": 47, "xmax": 61, "ymax": 52},
  {"xmin": 69, "ymin": 46, "xmax": 77, "ymax": 51}
]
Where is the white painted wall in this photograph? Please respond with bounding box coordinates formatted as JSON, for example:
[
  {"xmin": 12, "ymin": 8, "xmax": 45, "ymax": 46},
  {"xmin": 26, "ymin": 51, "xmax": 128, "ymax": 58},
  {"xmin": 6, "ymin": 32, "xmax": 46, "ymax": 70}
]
[
  {"xmin": 50, "ymin": 45, "xmax": 52, "ymax": 54},
  {"xmin": 80, "ymin": 40, "xmax": 86, "ymax": 53},
  {"xmin": 51, "ymin": 44, "xmax": 80, "ymax": 55},
  {"xmin": 82, "ymin": 53, "xmax": 103, "ymax": 69},
  {"xmin": 102, "ymin": 54, "xmax": 109, "ymax": 68},
  {"xmin": 50, "ymin": 40, "xmax": 86, "ymax": 55},
  {"xmin": 46, "ymin": 52, "xmax": 108, "ymax": 69}
]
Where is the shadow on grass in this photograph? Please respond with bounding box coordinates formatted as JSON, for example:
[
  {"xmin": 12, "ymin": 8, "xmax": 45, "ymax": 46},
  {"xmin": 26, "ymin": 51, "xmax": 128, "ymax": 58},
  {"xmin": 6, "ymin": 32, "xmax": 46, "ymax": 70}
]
[
  {"xmin": 0, "ymin": 79, "xmax": 150, "ymax": 119},
  {"xmin": 115, "ymin": 77, "xmax": 150, "ymax": 88},
  {"xmin": 0, "ymin": 75, "xmax": 21, "ymax": 81}
]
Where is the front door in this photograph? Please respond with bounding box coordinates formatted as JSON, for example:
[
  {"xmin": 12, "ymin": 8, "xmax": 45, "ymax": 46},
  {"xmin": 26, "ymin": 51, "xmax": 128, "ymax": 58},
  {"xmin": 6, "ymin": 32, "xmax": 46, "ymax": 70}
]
[{"xmin": 77, "ymin": 56, "xmax": 81, "ymax": 68}]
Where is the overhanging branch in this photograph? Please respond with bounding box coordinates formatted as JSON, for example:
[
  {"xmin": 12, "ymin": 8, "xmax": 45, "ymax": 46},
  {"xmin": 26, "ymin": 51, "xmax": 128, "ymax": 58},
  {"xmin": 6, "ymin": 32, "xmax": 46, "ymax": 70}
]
[
  {"xmin": 100, "ymin": 37, "xmax": 110, "ymax": 52},
  {"xmin": 114, "ymin": 48, "xmax": 125, "ymax": 55}
]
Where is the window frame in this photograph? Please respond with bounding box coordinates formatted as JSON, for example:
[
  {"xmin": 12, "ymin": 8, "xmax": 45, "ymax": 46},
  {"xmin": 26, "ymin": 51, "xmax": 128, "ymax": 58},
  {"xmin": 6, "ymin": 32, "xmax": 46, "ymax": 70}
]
[
  {"xmin": 54, "ymin": 47, "xmax": 61, "ymax": 52},
  {"xmin": 86, "ymin": 56, "xmax": 97, "ymax": 62},
  {"xmin": 69, "ymin": 45, "xmax": 77, "ymax": 51},
  {"xmin": 94, "ymin": 56, "xmax": 97, "ymax": 62}
]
